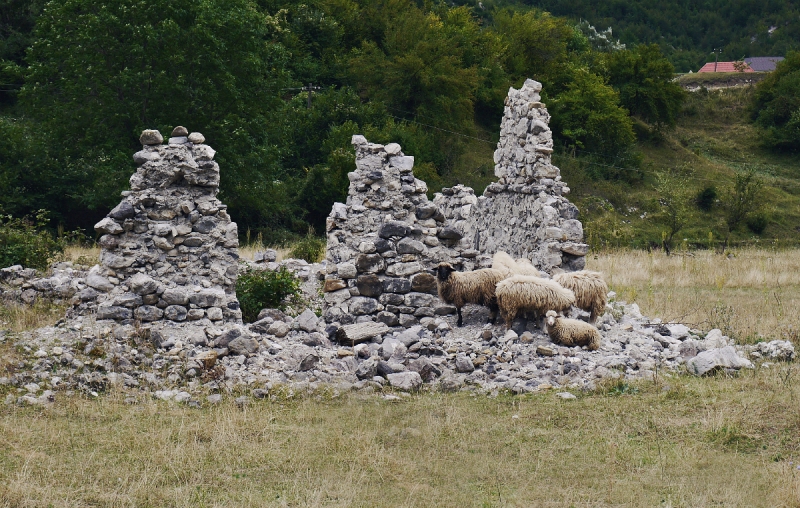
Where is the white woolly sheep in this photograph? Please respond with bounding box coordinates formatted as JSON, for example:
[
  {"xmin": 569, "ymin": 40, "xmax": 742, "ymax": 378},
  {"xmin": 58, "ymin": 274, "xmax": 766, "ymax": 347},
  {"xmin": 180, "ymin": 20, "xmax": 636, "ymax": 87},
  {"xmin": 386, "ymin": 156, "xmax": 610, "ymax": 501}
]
[
  {"xmin": 436, "ymin": 263, "xmax": 505, "ymax": 327},
  {"xmin": 514, "ymin": 257, "xmax": 541, "ymax": 277},
  {"xmin": 545, "ymin": 310, "xmax": 601, "ymax": 350},
  {"xmin": 491, "ymin": 251, "xmax": 519, "ymax": 278},
  {"xmin": 495, "ymin": 274, "xmax": 575, "ymax": 328},
  {"xmin": 492, "ymin": 251, "xmax": 541, "ymax": 278},
  {"xmin": 553, "ymin": 270, "xmax": 608, "ymax": 324}
]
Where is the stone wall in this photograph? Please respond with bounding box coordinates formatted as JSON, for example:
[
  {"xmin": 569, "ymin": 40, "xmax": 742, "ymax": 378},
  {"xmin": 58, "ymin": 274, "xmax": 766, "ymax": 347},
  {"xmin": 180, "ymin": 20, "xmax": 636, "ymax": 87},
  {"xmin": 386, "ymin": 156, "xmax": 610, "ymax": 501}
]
[
  {"xmin": 434, "ymin": 79, "xmax": 589, "ymax": 273},
  {"xmin": 86, "ymin": 126, "xmax": 241, "ymax": 327},
  {"xmin": 323, "ymin": 80, "xmax": 589, "ymax": 327},
  {"xmin": 324, "ymin": 137, "xmax": 479, "ymax": 327}
]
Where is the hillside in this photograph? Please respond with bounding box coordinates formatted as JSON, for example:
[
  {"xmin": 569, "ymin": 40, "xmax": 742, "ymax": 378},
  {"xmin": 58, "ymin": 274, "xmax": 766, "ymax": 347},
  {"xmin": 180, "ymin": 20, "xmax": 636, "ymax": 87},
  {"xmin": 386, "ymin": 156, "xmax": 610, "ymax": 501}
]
[
  {"xmin": 455, "ymin": 0, "xmax": 800, "ymax": 72},
  {"xmin": 558, "ymin": 86, "xmax": 800, "ymax": 250}
]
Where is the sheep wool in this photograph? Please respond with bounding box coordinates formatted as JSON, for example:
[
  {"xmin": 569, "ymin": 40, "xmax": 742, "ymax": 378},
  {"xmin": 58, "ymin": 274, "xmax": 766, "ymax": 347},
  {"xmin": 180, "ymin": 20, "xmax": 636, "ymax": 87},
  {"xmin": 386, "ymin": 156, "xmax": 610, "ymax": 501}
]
[
  {"xmin": 553, "ymin": 270, "xmax": 608, "ymax": 324},
  {"xmin": 495, "ymin": 274, "xmax": 575, "ymax": 328},
  {"xmin": 514, "ymin": 258, "xmax": 541, "ymax": 277},
  {"xmin": 492, "ymin": 251, "xmax": 542, "ymax": 278},
  {"xmin": 436, "ymin": 263, "xmax": 505, "ymax": 327},
  {"xmin": 545, "ymin": 310, "xmax": 602, "ymax": 350},
  {"xmin": 491, "ymin": 251, "xmax": 519, "ymax": 278}
]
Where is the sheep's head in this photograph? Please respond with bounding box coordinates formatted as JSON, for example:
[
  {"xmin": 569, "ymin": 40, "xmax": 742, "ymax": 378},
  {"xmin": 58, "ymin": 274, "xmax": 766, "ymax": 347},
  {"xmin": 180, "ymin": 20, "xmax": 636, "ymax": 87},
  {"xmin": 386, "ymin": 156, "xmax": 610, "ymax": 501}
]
[
  {"xmin": 436, "ymin": 262, "xmax": 456, "ymax": 281},
  {"xmin": 545, "ymin": 310, "xmax": 558, "ymax": 327}
]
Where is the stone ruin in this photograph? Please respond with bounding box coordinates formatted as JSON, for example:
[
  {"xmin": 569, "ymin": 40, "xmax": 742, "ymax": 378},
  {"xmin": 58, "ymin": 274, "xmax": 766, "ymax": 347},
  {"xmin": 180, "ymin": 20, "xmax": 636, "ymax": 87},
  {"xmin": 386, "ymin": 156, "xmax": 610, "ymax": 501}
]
[
  {"xmin": 436, "ymin": 80, "xmax": 588, "ymax": 272},
  {"xmin": 323, "ymin": 79, "xmax": 589, "ymax": 327},
  {"xmin": 2, "ymin": 82, "xmax": 791, "ymax": 406},
  {"xmin": 84, "ymin": 126, "xmax": 242, "ymax": 336}
]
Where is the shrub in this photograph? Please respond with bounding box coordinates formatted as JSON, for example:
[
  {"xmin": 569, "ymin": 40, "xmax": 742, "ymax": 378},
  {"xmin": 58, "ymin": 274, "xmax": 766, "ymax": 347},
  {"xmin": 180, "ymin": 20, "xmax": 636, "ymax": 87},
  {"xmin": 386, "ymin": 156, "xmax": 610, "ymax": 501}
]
[
  {"xmin": 746, "ymin": 214, "xmax": 769, "ymax": 235},
  {"xmin": 236, "ymin": 267, "xmax": 301, "ymax": 323},
  {"xmin": 289, "ymin": 236, "xmax": 326, "ymax": 263},
  {"xmin": 696, "ymin": 186, "xmax": 717, "ymax": 211},
  {"xmin": 0, "ymin": 210, "xmax": 63, "ymax": 270}
]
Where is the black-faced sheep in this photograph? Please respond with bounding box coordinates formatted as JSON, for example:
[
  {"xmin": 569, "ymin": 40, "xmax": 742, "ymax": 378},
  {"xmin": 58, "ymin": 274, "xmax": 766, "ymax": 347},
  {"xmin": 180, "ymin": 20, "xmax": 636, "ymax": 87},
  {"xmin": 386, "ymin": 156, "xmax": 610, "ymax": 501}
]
[
  {"xmin": 545, "ymin": 310, "xmax": 601, "ymax": 350},
  {"xmin": 495, "ymin": 274, "xmax": 575, "ymax": 328},
  {"xmin": 435, "ymin": 263, "xmax": 505, "ymax": 327},
  {"xmin": 553, "ymin": 270, "xmax": 608, "ymax": 324}
]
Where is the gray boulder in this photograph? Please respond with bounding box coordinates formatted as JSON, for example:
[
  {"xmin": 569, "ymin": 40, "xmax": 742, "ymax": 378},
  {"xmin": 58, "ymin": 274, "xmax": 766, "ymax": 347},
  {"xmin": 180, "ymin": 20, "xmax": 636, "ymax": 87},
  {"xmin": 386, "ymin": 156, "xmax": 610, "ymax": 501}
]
[{"xmin": 686, "ymin": 346, "xmax": 754, "ymax": 376}]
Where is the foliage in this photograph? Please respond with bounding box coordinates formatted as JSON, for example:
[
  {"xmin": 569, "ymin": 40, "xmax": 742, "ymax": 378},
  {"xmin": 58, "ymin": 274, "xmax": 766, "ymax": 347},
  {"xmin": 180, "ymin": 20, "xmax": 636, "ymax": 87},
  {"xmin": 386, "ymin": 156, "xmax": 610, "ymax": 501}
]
[
  {"xmin": 522, "ymin": 0, "xmax": 800, "ymax": 72},
  {"xmin": 696, "ymin": 186, "xmax": 718, "ymax": 212},
  {"xmin": 289, "ymin": 236, "xmax": 326, "ymax": 263},
  {"xmin": 752, "ymin": 52, "xmax": 800, "ymax": 151},
  {"xmin": 0, "ymin": 210, "xmax": 63, "ymax": 270},
  {"xmin": 18, "ymin": 0, "xmax": 291, "ymax": 229},
  {"xmin": 236, "ymin": 266, "xmax": 301, "ymax": 322},
  {"xmin": 720, "ymin": 169, "xmax": 764, "ymax": 251},
  {"xmin": 653, "ymin": 170, "xmax": 693, "ymax": 254},
  {"xmin": 548, "ymin": 67, "xmax": 636, "ymax": 162},
  {"xmin": 746, "ymin": 214, "xmax": 769, "ymax": 235},
  {"xmin": 600, "ymin": 44, "xmax": 685, "ymax": 130}
]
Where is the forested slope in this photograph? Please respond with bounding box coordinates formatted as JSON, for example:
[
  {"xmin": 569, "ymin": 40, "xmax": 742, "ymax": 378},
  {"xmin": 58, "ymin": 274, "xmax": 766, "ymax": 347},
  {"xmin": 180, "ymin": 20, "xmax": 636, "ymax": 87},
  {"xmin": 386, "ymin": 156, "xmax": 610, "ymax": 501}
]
[
  {"xmin": 456, "ymin": 0, "xmax": 800, "ymax": 72},
  {"xmin": 0, "ymin": 0, "xmax": 798, "ymax": 252}
]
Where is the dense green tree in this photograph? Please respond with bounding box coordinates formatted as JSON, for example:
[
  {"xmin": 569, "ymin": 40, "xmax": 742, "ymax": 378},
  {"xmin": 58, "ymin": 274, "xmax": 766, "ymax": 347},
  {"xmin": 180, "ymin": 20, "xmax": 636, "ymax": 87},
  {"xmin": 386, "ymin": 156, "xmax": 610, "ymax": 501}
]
[
  {"xmin": 600, "ymin": 44, "xmax": 685, "ymax": 130},
  {"xmin": 16, "ymin": 0, "xmax": 291, "ymax": 230},
  {"xmin": 520, "ymin": 0, "xmax": 800, "ymax": 72},
  {"xmin": 492, "ymin": 8, "xmax": 576, "ymax": 86},
  {"xmin": 752, "ymin": 51, "xmax": 800, "ymax": 151},
  {"xmin": 0, "ymin": 0, "xmax": 45, "ymax": 108},
  {"xmin": 548, "ymin": 67, "xmax": 636, "ymax": 163}
]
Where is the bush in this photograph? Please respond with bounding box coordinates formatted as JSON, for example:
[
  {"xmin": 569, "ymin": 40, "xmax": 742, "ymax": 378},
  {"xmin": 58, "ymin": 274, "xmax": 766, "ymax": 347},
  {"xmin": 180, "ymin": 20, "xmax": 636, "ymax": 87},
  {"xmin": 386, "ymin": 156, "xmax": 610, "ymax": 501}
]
[
  {"xmin": 289, "ymin": 236, "xmax": 326, "ymax": 263},
  {"xmin": 0, "ymin": 210, "xmax": 63, "ymax": 270},
  {"xmin": 752, "ymin": 51, "xmax": 800, "ymax": 151},
  {"xmin": 746, "ymin": 214, "xmax": 769, "ymax": 235},
  {"xmin": 696, "ymin": 186, "xmax": 717, "ymax": 211},
  {"xmin": 236, "ymin": 267, "xmax": 301, "ymax": 323}
]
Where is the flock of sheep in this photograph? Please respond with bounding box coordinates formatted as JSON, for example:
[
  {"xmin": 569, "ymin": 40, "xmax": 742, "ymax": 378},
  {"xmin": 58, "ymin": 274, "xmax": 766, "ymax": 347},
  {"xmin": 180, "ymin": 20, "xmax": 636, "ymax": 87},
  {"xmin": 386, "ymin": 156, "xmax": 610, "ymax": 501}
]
[{"xmin": 435, "ymin": 252, "xmax": 607, "ymax": 351}]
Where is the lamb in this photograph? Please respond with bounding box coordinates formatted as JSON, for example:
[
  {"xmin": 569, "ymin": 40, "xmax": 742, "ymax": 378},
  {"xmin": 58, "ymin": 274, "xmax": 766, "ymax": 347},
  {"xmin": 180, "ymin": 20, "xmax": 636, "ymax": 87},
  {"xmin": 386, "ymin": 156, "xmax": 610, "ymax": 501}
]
[
  {"xmin": 495, "ymin": 274, "xmax": 575, "ymax": 328},
  {"xmin": 435, "ymin": 263, "xmax": 505, "ymax": 327},
  {"xmin": 492, "ymin": 251, "xmax": 541, "ymax": 277},
  {"xmin": 545, "ymin": 310, "xmax": 602, "ymax": 350},
  {"xmin": 553, "ymin": 270, "xmax": 608, "ymax": 324}
]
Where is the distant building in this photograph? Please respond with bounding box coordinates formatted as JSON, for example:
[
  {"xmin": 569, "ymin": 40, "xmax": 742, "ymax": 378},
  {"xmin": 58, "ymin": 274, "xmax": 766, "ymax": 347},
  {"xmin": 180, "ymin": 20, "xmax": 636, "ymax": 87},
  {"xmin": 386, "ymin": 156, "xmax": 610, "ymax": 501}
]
[
  {"xmin": 697, "ymin": 61, "xmax": 754, "ymax": 73},
  {"xmin": 744, "ymin": 56, "xmax": 784, "ymax": 72}
]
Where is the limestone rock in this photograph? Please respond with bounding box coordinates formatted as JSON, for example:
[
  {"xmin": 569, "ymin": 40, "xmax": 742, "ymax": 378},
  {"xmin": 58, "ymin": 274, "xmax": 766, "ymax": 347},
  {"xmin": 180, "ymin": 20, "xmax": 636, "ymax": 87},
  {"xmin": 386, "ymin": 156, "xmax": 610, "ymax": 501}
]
[{"xmin": 686, "ymin": 346, "xmax": 754, "ymax": 376}]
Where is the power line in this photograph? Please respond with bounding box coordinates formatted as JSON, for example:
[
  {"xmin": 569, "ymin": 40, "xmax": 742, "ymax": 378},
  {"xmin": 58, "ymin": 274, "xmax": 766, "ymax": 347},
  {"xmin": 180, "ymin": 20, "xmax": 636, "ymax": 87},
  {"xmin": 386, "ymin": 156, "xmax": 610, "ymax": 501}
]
[{"xmin": 386, "ymin": 114, "xmax": 498, "ymax": 145}]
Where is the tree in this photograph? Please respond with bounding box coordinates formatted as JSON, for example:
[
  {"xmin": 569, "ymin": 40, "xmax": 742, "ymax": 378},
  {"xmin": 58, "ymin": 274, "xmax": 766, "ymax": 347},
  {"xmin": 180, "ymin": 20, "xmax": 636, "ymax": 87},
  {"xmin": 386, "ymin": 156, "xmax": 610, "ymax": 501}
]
[
  {"xmin": 720, "ymin": 169, "xmax": 764, "ymax": 252},
  {"xmin": 752, "ymin": 51, "xmax": 800, "ymax": 151},
  {"xmin": 600, "ymin": 44, "xmax": 685, "ymax": 130},
  {"xmin": 548, "ymin": 67, "xmax": 636, "ymax": 162},
  {"xmin": 653, "ymin": 170, "xmax": 693, "ymax": 254},
  {"xmin": 17, "ymin": 0, "xmax": 291, "ymax": 230},
  {"xmin": 347, "ymin": 4, "xmax": 483, "ymax": 134}
]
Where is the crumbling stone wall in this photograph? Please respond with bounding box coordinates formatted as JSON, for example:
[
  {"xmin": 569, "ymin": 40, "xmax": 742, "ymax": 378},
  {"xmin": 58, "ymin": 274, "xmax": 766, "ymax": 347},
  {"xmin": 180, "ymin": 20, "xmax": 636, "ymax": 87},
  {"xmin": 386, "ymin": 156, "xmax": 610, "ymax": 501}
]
[
  {"xmin": 324, "ymin": 80, "xmax": 590, "ymax": 326},
  {"xmin": 434, "ymin": 79, "xmax": 589, "ymax": 273},
  {"xmin": 324, "ymin": 137, "xmax": 478, "ymax": 327},
  {"xmin": 86, "ymin": 126, "xmax": 241, "ymax": 326}
]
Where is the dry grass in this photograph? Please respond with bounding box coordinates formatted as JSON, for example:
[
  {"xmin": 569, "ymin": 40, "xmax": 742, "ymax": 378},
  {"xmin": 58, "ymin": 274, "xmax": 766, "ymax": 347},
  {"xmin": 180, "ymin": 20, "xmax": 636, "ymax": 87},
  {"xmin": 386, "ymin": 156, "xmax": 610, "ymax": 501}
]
[
  {"xmin": 62, "ymin": 243, "xmax": 292, "ymax": 265},
  {"xmin": 0, "ymin": 300, "xmax": 66, "ymax": 334},
  {"xmin": 1, "ymin": 370, "xmax": 800, "ymax": 507},
  {"xmin": 590, "ymin": 249, "xmax": 800, "ymax": 343},
  {"xmin": 2, "ymin": 248, "xmax": 800, "ymax": 506},
  {"xmin": 61, "ymin": 244, "xmax": 100, "ymax": 266}
]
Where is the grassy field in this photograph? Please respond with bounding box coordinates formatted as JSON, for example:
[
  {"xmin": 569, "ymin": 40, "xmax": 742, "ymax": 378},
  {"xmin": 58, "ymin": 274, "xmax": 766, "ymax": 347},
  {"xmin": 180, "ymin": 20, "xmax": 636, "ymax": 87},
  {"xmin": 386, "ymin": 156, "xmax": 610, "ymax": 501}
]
[{"xmin": 1, "ymin": 248, "xmax": 800, "ymax": 506}]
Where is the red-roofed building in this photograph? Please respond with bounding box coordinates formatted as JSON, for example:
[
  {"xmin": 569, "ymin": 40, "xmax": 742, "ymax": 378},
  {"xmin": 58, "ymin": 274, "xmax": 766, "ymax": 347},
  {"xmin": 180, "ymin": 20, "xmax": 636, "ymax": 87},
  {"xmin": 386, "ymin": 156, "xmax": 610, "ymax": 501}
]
[{"xmin": 697, "ymin": 61, "xmax": 755, "ymax": 73}]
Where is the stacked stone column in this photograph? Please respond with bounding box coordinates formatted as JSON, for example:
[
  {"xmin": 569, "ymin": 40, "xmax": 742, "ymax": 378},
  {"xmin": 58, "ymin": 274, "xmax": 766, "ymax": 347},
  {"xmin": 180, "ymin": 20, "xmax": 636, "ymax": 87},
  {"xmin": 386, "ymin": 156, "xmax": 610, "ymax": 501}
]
[{"xmin": 89, "ymin": 126, "xmax": 241, "ymax": 327}]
